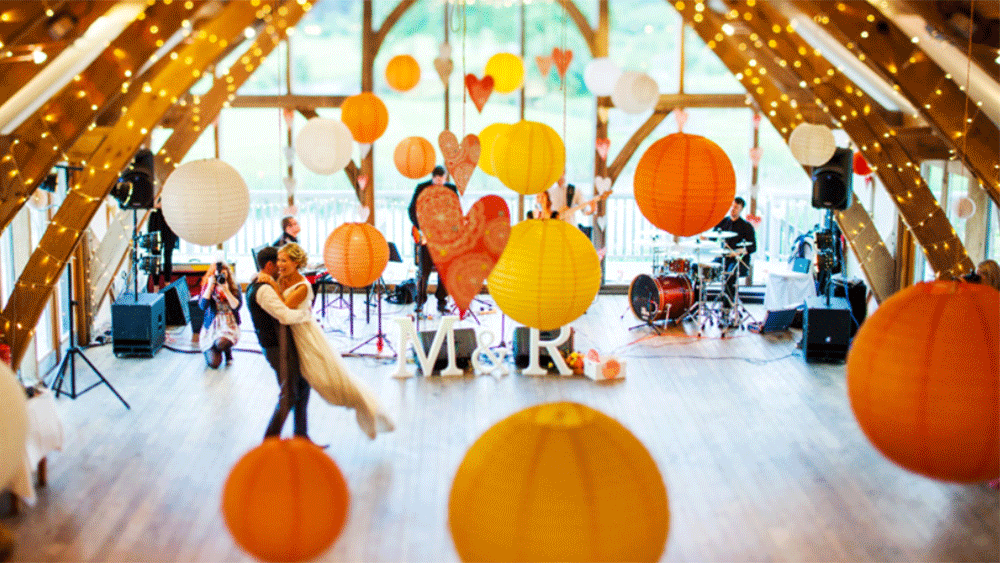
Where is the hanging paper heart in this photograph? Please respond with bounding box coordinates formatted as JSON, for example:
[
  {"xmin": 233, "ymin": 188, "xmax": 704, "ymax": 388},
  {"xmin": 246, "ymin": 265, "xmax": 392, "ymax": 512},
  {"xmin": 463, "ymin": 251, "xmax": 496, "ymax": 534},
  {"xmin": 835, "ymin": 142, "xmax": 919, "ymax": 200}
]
[
  {"xmin": 746, "ymin": 214, "xmax": 762, "ymax": 228},
  {"xmin": 551, "ymin": 47, "xmax": 573, "ymax": 79},
  {"xmin": 535, "ymin": 55, "xmax": 553, "ymax": 77},
  {"xmin": 596, "ymin": 247, "xmax": 608, "ymax": 261},
  {"xmin": 357, "ymin": 174, "xmax": 368, "ymax": 190},
  {"xmin": 282, "ymin": 108, "xmax": 295, "ymax": 129},
  {"xmin": 283, "ymin": 146, "xmax": 296, "ymax": 163},
  {"xmin": 416, "ymin": 187, "xmax": 511, "ymax": 314},
  {"xmin": 439, "ymin": 131, "xmax": 481, "ymax": 196},
  {"xmin": 439, "ymin": 42, "xmax": 452, "ymax": 59},
  {"xmin": 597, "ymin": 106, "xmax": 610, "ymax": 123},
  {"xmin": 356, "ymin": 205, "xmax": 371, "ymax": 223},
  {"xmin": 674, "ymin": 108, "xmax": 688, "ymax": 132},
  {"xmin": 282, "ymin": 176, "xmax": 297, "ymax": 197},
  {"xmin": 434, "ymin": 57, "xmax": 453, "ymax": 85},
  {"xmin": 283, "ymin": 204, "xmax": 298, "ymax": 217},
  {"xmin": 595, "ymin": 138, "xmax": 610, "ymax": 161},
  {"xmin": 596, "ymin": 215, "xmax": 608, "ymax": 231},
  {"xmin": 595, "ymin": 176, "xmax": 612, "ymax": 194},
  {"xmin": 359, "ymin": 143, "xmax": 372, "ymax": 158},
  {"xmin": 465, "ymin": 74, "xmax": 494, "ymax": 113},
  {"xmin": 749, "ymin": 146, "xmax": 763, "ymax": 166}
]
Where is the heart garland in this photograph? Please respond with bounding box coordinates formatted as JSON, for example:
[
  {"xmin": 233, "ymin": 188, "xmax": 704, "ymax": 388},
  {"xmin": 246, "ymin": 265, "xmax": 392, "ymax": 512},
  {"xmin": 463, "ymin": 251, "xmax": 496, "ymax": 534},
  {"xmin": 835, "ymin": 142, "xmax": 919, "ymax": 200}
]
[
  {"xmin": 595, "ymin": 138, "xmax": 610, "ymax": 161},
  {"xmin": 465, "ymin": 74, "xmax": 494, "ymax": 112},
  {"xmin": 416, "ymin": 187, "xmax": 511, "ymax": 314},
  {"xmin": 552, "ymin": 47, "xmax": 573, "ymax": 79},
  {"xmin": 439, "ymin": 131, "xmax": 480, "ymax": 196},
  {"xmin": 535, "ymin": 55, "xmax": 553, "ymax": 77}
]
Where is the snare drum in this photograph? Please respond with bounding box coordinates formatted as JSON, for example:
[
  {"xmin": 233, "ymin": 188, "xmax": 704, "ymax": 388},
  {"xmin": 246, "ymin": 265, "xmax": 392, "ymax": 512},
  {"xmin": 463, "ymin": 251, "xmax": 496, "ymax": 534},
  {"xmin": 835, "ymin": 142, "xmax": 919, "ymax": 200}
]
[
  {"xmin": 696, "ymin": 261, "xmax": 722, "ymax": 281},
  {"xmin": 666, "ymin": 257, "xmax": 691, "ymax": 274},
  {"xmin": 628, "ymin": 274, "xmax": 694, "ymax": 321}
]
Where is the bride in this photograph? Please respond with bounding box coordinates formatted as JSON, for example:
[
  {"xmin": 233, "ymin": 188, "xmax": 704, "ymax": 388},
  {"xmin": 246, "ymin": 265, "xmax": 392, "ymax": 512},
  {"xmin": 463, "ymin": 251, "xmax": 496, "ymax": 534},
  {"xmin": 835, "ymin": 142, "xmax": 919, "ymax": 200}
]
[{"xmin": 259, "ymin": 242, "xmax": 394, "ymax": 440}]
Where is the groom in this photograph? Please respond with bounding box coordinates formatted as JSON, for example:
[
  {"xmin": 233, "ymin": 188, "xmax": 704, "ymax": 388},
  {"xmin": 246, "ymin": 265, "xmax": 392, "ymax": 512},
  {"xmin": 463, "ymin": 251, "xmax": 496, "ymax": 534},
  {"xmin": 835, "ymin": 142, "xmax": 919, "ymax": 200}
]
[{"xmin": 247, "ymin": 246, "xmax": 313, "ymax": 439}]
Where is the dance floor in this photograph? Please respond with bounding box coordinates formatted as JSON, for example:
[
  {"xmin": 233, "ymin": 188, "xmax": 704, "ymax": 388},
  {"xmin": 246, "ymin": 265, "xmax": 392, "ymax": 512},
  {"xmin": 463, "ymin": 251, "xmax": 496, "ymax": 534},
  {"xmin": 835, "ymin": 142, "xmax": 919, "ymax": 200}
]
[{"xmin": 5, "ymin": 295, "xmax": 997, "ymax": 562}]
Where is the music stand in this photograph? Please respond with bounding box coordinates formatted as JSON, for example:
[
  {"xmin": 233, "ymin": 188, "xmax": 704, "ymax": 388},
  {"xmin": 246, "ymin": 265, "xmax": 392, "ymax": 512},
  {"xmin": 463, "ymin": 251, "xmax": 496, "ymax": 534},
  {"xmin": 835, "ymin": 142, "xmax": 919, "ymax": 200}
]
[{"xmin": 349, "ymin": 277, "xmax": 395, "ymax": 357}]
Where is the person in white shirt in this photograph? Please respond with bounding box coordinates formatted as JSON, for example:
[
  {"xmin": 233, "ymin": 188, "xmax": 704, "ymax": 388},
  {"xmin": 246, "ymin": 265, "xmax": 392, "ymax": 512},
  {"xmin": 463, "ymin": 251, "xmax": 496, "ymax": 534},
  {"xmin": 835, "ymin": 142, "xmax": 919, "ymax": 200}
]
[{"xmin": 547, "ymin": 173, "xmax": 594, "ymax": 240}]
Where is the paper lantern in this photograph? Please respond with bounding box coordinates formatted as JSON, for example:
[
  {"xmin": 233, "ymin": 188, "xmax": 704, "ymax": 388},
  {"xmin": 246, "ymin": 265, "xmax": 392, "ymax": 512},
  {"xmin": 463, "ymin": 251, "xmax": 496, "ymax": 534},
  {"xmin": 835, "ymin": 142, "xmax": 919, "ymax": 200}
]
[
  {"xmin": 477, "ymin": 122, "xmax": 510, "ymax": 177},
  {"xmin": 584, "ymin": 57, "xmax": 623, "ymax": 96},
  {"xmin": 847, "ymin": 281, "xmax": 999, "ymax": 483},
  {"xmin": 394, "ymin": 136, "xmax": 436, "ymax": 179},
  {"xmin": 487, "ymin": 219, "xmax": 600, "ymax": 330},
  {"xmin": 449, "ymin": 402, "xmax": 669, "ymax": 562},
  {"xmin": 484, "ymin": 52, "xmax": 524, "ymax": 94},
  {"xmin": 324, "ymin": 222, "xmax": 389, "ymax": 288},
  {"xmin": 222, "ymin": 437, "xmax": 349, "ymax": 562},
  {"xmin": 788, "ymin": 122, "xmax": 836, "ymax": 166},
  {"xmin": 161, "ymin": 159, "xmax": 249, "ymax": 246},
  {"xmin": 491, "ymin": 120, "xmax": 565, "ymax": 196},
  {"xmin": 634, "ymin": 133, "xmax": 736, "ymax": 237},
  {"xmin": 0, "ymin": 363, "xmax": 28, "ymax": 490},
  {"xmin": 295, "ymin": 118, "xmax": 354, "ymax": 175},
  {"xmin": 611, "ymin": 71, "xmax": 659, "ymax": 114},
  {"xmin": 385, "ymin": 54, "xmax": 420, "ymax": 92},
  {"xmin": 340, "ymin": 92, "xmax": 389, "ymax": 144},
  {"xmin": 852, "ymin": 151, "xmax": 872, "ymax": 176},
  {"xmin": 954, "ymin": 196, "xmax": 977, "ymax": 219}
]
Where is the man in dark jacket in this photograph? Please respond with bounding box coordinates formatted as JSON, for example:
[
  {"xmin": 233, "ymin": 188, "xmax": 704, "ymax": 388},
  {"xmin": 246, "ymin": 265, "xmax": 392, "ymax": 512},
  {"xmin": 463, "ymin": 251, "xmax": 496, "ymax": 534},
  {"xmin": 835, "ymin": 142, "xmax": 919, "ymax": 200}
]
[
  {"xmin": 246, "ymin": 246, "xmax": 312, "ymax": 439},
  {"xmin": 407, "ymin": 165, "xmax": 457, "ymax": 315},
  {"xmin": 712, "ymin": 197, "xmax": 756, "ymax": 310}
]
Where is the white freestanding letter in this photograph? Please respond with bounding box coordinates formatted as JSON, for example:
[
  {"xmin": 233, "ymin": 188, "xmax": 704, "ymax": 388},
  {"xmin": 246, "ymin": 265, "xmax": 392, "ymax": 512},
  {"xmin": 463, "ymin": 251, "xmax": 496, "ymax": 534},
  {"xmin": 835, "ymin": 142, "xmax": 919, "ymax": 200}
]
[
  {"xmin": 470, "ymin": 328, "xmax": 508, "ymax": 376},
  {"xmin": 521, "ymin": 326, "xmax": 572, "ymax": 376},
  {"xmin": 392, "ymin": 316, "xmax": 462, "ymax": 378}
]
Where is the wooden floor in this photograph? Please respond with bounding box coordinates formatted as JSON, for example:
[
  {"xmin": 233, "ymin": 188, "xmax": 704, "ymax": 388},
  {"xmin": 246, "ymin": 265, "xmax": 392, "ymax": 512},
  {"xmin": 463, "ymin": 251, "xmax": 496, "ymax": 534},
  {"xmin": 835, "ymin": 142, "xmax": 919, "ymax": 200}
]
[{"xmin": 4, "ymin": 295, "xmax": 997, "ymax": 562}]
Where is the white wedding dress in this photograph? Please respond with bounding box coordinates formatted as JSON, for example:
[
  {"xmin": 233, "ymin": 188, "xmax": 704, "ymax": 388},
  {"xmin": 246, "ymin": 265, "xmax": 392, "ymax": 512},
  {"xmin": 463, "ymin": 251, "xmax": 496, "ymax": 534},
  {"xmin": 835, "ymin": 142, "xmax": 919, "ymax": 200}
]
[{"xmin": 285, "ymin": 280, "xmax": 395, "ymax": 439}]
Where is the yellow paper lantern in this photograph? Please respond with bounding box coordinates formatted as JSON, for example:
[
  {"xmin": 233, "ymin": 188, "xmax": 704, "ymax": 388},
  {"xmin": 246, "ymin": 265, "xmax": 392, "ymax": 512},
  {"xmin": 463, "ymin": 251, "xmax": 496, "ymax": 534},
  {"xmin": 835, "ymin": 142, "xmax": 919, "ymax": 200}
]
[
  {"xmin": 385, "ymin": 54, "xmax": 420, "ymax": 92},
  {"xmin": 222, "ymin": 437, "xmax": 349, "ymax": 562},
  {"xmin": 491, "ymin": 120, "xmax": 565, "ymax": 196},
  {"xmin": 449, "ymin": 402, "xmax": 670, "ymax": 562},
  {"xmin": 394, "ymin": 136, "xmax": 436, "ymax": 179},
  {"xmin": 324, "ymin": 222, "xmax": 390, "ymax": 288},
  {"xmin": 477, "ymin": 122, "xmax": 510, "ymax": 177},
  {"xmin": 487, "ymin": 219, "xmax": 600, "ymax": 330},
  {"xmin": 847, "ymin": 281, "xmax": 999, "ymax": 483},
  {"xmin": 484, "ymin": 52, "xmax": 524, "ymax": 94},
  {"xmin": 633, "ymin": 133, "xmax": 736, "ymax": 237},
  {"xmin": 340, "ymin": 92, "xmax": 389, "ymax": 144}
]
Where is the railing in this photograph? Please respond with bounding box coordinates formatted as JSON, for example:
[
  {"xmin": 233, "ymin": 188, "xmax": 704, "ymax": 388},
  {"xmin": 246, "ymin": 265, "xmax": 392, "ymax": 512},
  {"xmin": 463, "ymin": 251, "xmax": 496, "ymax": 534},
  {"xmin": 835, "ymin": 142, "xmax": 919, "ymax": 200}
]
[{"xmin": 178, "ymin": 190, "xmax": 819, "ymax": 281}]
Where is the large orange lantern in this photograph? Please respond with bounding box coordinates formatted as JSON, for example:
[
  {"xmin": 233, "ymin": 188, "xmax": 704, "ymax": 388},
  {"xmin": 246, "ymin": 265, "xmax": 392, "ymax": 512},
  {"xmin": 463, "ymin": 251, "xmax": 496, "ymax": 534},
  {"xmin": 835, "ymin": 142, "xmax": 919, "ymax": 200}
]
[
  {"xmin": 222, "ymin": 437, "xmax": 350, "ymax": 562},
  {"xmin": 491, "ymin": 120, "xmax": 564, "ymax": 195},
  {"xmin": 324, "ymin": 222, "xmax": 390, "ymax": 288},
  {"xmin": 487, "ymin": 219, "xmax": 600, "ymax": 330},
  {"xmin": 633, "ymin": 133, "xmax": 735, "ymax": 237},
  {"xmin": 394, "ymin": 136, "xmax": 436, "ymax": 179},
  {"xmin": 340, "ymin": 92, "xmax": 388, "ymax": 144},
  {"xmin": 847, "ymin": 281, "xmax": 999, "ymax": 483},
  {"xmin": 449, "ymin": 402, "xmax": 670, "ymax": 562},
  {"xmin": 385, "ymin": 54, "xmax": 420, "ymax": 92}
]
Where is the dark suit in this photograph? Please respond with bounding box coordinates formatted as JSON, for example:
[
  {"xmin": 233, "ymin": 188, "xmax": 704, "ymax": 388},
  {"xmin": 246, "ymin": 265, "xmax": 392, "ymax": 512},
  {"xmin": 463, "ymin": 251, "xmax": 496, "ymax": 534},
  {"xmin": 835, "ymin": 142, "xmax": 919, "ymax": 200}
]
[
  {"xmin": 408, "ymin": 179, "xmax": 458, "ymax": 313},
  {"xmin": 713, "ymin": 216, "xmax": 756, "ymax": 306},
  {"xmin": 247, "ymin": 281, "xmax": 310, "ymax": 438}
]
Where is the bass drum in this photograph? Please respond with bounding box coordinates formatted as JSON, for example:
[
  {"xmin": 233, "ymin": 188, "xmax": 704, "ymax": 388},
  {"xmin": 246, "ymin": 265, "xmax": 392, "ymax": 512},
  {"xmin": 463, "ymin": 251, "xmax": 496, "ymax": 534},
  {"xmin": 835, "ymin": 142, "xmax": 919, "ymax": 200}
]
[{"xmin": 628, "ymin": 274, "xmax": 694, "ymax": 321}]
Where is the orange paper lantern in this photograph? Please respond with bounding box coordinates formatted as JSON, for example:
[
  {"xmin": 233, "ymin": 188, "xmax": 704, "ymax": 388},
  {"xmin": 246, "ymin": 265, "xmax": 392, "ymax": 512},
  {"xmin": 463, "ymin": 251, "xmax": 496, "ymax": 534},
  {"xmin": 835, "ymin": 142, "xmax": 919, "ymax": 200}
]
[
  {"xmin": 847, "ymin": 281, "xmax": 999, "ymax": 483},
  {"xmin": 340, "ymin": 92, "xmax": 389, "ymax": 144},
  {"xmin": 324, "ymin": 222, "xmax": 390, "ymax": 288},
  {"xmin": 222, "ymin": 437, "xmax": 349, "ymax": 562},
  {"xmin": 385, "ymin": 54, "xmax": 420, "ymax": 92},
  {"xmin": 449, "ymin": 402, "xmax": 669, "ymax": 562},
  {"xmin": 633, "ymin": 133, "xmax": 735, "ymax": 237},
  {"xmin": 394, "ymin": 136, "xmax": 436, "ymax": 179}
]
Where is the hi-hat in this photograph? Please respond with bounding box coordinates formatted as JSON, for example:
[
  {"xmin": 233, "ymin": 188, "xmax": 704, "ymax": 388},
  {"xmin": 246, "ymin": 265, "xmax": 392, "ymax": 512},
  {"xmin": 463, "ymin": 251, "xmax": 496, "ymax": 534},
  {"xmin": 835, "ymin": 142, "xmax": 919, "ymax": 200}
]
[{"xmin": 700, "ymin": 230, "xmax": 737, "ymax": 240}]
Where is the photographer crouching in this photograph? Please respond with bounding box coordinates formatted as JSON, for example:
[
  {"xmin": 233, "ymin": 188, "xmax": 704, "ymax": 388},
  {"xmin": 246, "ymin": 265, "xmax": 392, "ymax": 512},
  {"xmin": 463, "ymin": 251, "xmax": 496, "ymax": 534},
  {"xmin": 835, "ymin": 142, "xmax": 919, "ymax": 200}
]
[{"xmin": 198, "ymin": 261, "xmax": 242, "ymax": 368}]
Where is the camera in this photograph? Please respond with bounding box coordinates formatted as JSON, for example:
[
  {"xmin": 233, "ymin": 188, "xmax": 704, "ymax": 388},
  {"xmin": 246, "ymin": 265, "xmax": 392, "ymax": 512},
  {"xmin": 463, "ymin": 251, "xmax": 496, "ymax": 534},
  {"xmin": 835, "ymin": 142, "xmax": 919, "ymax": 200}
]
[
  {"xmin": 963, "ymin": 272, "xmax": 982, "ymax": 283},
  {"xmin": 215, "ymin": 262, "xmax": 226, "ymax": 285}
]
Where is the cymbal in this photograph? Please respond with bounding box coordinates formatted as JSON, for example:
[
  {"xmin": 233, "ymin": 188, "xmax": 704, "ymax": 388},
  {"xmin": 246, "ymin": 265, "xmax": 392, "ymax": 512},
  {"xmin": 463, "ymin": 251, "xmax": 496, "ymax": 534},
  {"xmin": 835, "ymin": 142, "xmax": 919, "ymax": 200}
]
[{"xmin": 700, "ymin": 230, "xmax": 737, "ymax": 239}]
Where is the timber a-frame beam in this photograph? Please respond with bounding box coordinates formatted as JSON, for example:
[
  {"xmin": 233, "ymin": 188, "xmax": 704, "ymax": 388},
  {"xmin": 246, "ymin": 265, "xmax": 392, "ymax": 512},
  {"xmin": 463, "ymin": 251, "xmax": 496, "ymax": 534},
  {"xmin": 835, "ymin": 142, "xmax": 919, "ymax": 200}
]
[
  {"xmin": 674, "ymin": 1, "xmax": 896, "ymax": 302},
  {"xmin": 896, "ymin": 0, "xmax": 1000, "ymax": 80},
  {"xmin": 1, "ymin": 1, "xmax": 277, "ymax": 370},
  {"xmin": 796, "ymin": 0, "xmax": 999, "ymax": 208},
  {"xmin": 0, "ymin": 2, "xmax": 202, "ymax": 233},
  {"xmin": 714, "ymin": 0, "xmax": 973, "ymax": 278}
]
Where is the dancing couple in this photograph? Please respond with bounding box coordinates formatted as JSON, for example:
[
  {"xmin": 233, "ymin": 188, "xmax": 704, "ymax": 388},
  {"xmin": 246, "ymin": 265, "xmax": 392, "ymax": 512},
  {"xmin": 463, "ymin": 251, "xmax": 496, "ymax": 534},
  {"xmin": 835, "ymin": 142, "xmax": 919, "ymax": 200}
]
[{"xmin": 247, "ymin": 244, "xmax": 394, "ymax": 441}]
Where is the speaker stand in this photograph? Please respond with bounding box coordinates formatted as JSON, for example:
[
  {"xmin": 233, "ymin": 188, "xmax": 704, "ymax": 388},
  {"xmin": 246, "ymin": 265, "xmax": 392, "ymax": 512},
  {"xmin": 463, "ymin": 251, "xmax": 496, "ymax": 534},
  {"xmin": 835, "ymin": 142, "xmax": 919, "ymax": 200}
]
[{"xmin": 349, "ymin": 279, "xmax": 395, "ymax": 358}]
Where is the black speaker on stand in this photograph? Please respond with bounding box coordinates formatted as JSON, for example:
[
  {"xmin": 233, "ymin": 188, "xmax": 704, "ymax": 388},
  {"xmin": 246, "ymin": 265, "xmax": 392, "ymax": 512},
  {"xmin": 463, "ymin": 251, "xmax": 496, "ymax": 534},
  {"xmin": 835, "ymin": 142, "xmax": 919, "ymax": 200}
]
[{"xmin": 811, "ymin": 147, "xmax": 853, "ymax": 210}]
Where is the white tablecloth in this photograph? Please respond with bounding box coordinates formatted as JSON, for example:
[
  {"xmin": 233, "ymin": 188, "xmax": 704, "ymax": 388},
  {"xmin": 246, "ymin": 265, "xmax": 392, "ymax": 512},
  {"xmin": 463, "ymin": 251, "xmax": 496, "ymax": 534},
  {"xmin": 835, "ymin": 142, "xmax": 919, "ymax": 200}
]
[{"xmin": 765, "ymin": 269, "xmax": 816, "ymax": 311}]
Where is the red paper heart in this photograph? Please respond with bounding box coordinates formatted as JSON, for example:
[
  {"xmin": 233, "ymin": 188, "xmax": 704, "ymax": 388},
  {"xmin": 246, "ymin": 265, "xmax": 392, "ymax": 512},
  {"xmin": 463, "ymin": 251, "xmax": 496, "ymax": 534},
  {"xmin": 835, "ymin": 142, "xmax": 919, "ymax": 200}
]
[
  {"xmin": 595, "ymin": 137, "xmax": 610, "ymax": 161},
  {"xmin": 535, "ymin": 55, "xmax": 553, "ymax": 77},
  {"xmin": 551, "ymin": 47, "xmax": 573, "ymax": 79},
  {"xmin": 465, "ymin": 73, "xmax": 494, "ymax": 113},
  {"xmin": 439, "ymin": 131, "xmax": 480, "ymax": 196},
  {"xmin": 416, "ymin": 188, "xmax": 510, "ymax": 313}
]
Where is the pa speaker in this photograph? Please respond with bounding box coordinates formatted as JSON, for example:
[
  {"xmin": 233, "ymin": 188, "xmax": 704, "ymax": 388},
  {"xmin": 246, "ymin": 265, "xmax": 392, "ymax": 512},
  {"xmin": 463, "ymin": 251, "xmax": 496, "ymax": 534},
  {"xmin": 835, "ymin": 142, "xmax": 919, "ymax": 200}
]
[
  {"xmin": 512, "ymin": 327, "xmax": 574, "ymax": 369},
  {"xmin": 416, "ymin": 328, "xmax": 477, "ymax": 372},
  {"xmin": 812, "ymin": 147, "xmax": 853, "ymax": 210},
  {"xmin": 112, "ymin": 148, "xmax": 155, "ymax": 209},
  {"xmin": 112, "ymin": 292, "xmax": 165, "ymax": 357},
  {"xmin": 802, "ymin": 296, "xmax": 852, "ymax": 363},
  {"xmin": 159, "ymin": 277, "xmax": 191, "ymax": 326}
]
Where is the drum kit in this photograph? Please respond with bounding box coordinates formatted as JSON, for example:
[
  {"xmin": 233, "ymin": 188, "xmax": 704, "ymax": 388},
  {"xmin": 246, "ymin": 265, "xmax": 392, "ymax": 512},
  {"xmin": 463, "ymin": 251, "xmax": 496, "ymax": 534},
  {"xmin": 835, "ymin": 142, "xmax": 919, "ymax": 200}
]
[{"xmin": 629, "ymin": 231, "xmax": 755, "ymax": 334}]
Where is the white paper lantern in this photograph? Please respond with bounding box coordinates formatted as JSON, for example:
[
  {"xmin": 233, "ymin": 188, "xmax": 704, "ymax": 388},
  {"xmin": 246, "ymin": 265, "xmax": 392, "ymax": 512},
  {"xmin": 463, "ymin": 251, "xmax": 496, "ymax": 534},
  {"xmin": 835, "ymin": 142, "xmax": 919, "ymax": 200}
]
[
  {"xmin": 788, "ymin": 123, "xmax": 836, "ymax": 166},
  {"xmin": 0, "ymin": 363, "xmax": 28, "ymax": 490},
  {"xmin": 162, "ymin": 159, "xmax": 250, "ymax": 247},
  {"xmin": 295, "ymin": 118, "xmax": 353, "ymax": 175},
  {"xmin": 611, "ymin": 71, "xmax": 660, "ymax": 114},
  {"xmin": 954, "ymin": 196, "xmax": 977, "ymax": 219},
  {"xmin": 584, "ymin": 57, "xmax": 622, "ymax": 96}
]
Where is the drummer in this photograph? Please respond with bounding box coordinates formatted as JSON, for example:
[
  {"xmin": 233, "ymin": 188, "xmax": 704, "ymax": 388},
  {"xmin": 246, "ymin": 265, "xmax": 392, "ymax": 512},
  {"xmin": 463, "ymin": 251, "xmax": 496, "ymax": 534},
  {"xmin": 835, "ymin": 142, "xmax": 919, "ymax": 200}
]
[{"xmin": 707, "ymin": 197, "xmax": 756, "ymax": 310}]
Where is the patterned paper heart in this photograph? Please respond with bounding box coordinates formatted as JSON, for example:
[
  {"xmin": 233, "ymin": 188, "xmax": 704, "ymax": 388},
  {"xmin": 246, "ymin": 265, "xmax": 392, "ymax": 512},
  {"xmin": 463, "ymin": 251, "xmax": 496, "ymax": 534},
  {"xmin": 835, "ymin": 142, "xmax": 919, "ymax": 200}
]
[
  {"xmin": 595, "ymin": 138, "xmax": 610, "ymax": 161},
  {"xmin": 416, "ymin": 187, "xmax": 511, "ymax": 314},
  {"xmin": 439, "ymin": 131, "xmax": 480, "ymax": 196},
  {"xmin": 551, "ymin": 47, "xmax": 573, "ymax": 79},
  {"xmin": 465, "ymin": 73, "xmax": 494, "ymax": 112},
  {"xmin": 535, "ymin": 55, "xmax": 553, "ymax": 77},
  {"xmin": 434, "ymin": 56, "xmax": 453, "ymax": 85}
]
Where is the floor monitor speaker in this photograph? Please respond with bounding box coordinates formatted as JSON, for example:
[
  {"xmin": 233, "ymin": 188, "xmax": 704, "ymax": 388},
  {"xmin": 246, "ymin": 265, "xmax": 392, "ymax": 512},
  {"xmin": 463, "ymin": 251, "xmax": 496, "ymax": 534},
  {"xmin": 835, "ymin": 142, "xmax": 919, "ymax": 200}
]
[
  {"xmin": 112, "ymin": 292, "xmax": 165, "ymax": 357},
  {"xmin": 802, "ymin": 296, "xmax": 852, "ymax": 363},
  {"xmin": 416, "ymin": 328, "xmax": 477, "ymax": 373},
  {"xmin": 512, "ymin": 327, "xmax": 575, "ymax": 369},
  {"xmin": 159, "ymin": 277, "xmax": 191, "ymax": 326}
]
